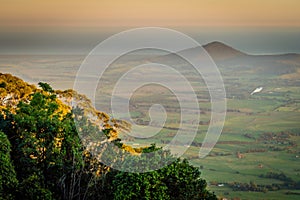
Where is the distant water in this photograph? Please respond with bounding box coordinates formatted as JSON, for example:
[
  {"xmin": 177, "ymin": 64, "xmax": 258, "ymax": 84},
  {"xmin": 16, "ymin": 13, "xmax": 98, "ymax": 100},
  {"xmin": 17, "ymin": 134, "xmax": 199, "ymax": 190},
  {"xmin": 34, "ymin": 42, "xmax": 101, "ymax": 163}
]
[{"xmin": 0, "ymin": 27, "xmax": 300, "ymax": 55}]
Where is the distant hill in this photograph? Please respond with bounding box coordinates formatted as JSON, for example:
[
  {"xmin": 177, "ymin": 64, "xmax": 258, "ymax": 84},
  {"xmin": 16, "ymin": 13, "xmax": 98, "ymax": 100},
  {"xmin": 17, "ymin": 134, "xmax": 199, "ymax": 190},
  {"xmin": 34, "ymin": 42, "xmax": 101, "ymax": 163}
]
[
  {"xmin": 149, "ymin": 41, "xmax": 300, "ymax": 77},
  {"xmin": 203, "ymin": 41, "xmax": 247, "ymax": 61}
]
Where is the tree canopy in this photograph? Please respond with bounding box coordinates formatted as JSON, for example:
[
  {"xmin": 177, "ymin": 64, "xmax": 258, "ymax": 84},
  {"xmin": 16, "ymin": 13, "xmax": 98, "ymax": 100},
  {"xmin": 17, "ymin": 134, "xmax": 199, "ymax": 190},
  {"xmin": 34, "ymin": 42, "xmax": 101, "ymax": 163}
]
[{"xmin": 0, "ymin": 75, "xmax": 217, "ymax": 200}]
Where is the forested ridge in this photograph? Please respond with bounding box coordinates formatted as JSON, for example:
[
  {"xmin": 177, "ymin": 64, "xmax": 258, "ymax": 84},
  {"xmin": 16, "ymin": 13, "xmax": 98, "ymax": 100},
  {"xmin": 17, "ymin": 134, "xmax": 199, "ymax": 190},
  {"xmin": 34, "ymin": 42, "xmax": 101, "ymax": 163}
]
[{"xmin": 0, "ymin": 73, "xmax": 216, "ymax": 200}]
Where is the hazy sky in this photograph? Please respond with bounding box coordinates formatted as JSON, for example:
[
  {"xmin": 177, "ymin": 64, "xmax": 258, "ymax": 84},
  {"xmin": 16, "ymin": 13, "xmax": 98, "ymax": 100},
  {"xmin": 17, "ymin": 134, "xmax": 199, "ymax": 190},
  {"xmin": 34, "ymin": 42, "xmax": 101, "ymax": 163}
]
[
  {"xmin": 0, "ymin": 1, "xmax": 299, "ymax": 54},
  {"xmin": 1, "ymin": 0, "xmax": 299, "ymax": 28}
]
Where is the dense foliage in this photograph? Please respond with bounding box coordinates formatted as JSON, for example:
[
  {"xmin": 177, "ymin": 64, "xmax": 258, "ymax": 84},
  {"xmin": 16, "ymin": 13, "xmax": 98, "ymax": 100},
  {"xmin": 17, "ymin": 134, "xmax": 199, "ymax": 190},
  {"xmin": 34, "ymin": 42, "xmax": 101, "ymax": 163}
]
[
  {"xmin": 0, "ymin": 76, "xmax": 216, "ymax": 199},
  {"xmin": 0, "ymin": 131, "xmax": 18, "ymax": 200},
  {"xmin": 113, "ymin": 158, "xmax": 216, "ymax": 200}
]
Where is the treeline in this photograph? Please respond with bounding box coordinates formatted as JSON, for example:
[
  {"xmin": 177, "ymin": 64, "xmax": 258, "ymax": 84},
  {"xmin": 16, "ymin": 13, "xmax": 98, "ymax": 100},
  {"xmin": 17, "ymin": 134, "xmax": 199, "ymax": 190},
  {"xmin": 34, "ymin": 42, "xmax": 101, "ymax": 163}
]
[
  {"xmin": 259, "ymin": 172, "xmax": 293, "ymax": 182},
  {"xmin": 228, "ymin": 181, "xmax": 270, "ymax": 193},
  {"xmin": 228, "ymin": 172, "xmax": 300, "ymax": 193},
  {"xmin": 0, "ymin": 79, "xmax": 216, "ymax": 200}
]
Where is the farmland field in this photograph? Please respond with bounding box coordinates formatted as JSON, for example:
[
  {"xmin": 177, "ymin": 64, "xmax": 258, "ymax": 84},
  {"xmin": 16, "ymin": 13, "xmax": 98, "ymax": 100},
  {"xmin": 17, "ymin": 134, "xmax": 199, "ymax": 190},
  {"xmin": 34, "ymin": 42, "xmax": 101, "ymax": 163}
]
[{"xmin": 1, "ymin": 43, "xmax": 300, "ymax": 199}]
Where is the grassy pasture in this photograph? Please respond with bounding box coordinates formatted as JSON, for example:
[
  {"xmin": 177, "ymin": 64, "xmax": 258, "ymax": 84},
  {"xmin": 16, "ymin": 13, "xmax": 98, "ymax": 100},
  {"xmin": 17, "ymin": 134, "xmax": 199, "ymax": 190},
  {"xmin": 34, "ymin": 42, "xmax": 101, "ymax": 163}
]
[{"xmin": 1, "ymin": 54, "xmax": 300, "ymax": 199}]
